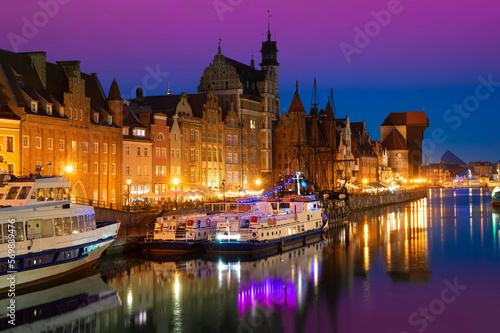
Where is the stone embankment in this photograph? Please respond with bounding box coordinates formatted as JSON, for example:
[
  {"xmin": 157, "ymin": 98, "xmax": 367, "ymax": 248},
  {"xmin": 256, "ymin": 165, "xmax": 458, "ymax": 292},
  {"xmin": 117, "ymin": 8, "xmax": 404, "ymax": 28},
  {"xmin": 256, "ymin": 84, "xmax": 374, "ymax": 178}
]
[{"xmin": 348, "ymin": 189, "xmax": 427, "ymax": 211}]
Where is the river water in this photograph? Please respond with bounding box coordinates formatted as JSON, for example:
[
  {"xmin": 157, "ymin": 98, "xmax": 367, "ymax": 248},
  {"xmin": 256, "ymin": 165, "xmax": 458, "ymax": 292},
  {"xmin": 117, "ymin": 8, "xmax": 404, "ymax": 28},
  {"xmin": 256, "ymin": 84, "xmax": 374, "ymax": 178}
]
[{"xmin": 7, "ymin": 188, "xmax": 500, "ymax": 332}]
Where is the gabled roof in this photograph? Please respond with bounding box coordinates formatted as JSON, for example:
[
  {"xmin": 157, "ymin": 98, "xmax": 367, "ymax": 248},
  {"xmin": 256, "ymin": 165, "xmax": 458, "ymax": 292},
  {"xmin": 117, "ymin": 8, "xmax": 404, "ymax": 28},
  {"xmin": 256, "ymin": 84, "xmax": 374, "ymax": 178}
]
[
  {"xmin": 381, "ymin": 128, "xmax": 408, "ymax": 150},
  {"xmin": 130, "ymin": 92, "xmax": 206, "ymax": 119},
  {"xmin": 440, "ymin": 150, "xmax": 467, "ymax": 166},
  {"xmin": 381, "ymin": 111, "xmax": 428, "ymax": 126},
  {"xmin": 0, "ymin": 105, "xmax": 20, "ymax": 120},
  {"xmin": 224, "ymin": 57, "xmax": 265, "ymax": 98}
]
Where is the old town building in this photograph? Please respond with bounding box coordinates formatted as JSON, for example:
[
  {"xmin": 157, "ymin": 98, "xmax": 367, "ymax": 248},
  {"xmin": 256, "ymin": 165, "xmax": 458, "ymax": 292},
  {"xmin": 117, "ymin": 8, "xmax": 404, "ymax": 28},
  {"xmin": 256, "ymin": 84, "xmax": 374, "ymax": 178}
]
[{"xmin": 0, "ymin": 49, "xmax": 123, "ymax": 205}]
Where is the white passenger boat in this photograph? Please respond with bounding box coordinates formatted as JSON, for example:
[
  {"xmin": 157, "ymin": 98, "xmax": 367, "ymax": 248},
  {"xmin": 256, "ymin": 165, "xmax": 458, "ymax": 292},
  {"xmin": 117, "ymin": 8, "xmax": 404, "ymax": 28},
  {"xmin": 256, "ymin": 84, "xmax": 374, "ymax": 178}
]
[
  {"xmin": 203, "ymin": 194, "xmax": 327, "ymax": 255},
  {"xmin": 0, "ymin": 175, "xmax": 120, "ymax": 291},
  {"xmin": 140, "ymin": 213, "xmax": 217, "ymax": 254},
  {"xmin": 492, "ymin": 187, "xmax": 500, "ymax": 206}
]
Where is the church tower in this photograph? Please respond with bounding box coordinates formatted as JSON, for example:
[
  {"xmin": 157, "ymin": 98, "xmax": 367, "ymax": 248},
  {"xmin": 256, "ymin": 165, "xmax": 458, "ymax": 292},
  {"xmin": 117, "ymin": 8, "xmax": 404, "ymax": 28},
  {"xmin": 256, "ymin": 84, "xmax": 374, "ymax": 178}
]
[{"xmin": 260, "ymin": 11, "xmax": 280, "ymax": 120}]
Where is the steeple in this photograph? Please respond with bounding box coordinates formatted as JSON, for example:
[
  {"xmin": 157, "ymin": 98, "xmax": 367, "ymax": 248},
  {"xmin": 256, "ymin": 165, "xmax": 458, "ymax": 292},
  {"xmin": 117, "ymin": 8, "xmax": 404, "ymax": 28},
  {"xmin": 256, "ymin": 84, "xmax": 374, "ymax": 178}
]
[
  {"xmin": 250, "ymin": 51, "xmax": 255, "ymax": 68},
  {"xmin": 167, "ymin": 82, "xmax": 171, "ymax": 95},
  {"xmin": 218, "ymin": 38, "xmax": 222, "ymax": 54},
  {"xmin": 260, "ymin": 10, "xmax": 279, "ymax": 68},
  {"xmin": 108, "ymin": 78, "xmax": 122, "ymax": 101}
]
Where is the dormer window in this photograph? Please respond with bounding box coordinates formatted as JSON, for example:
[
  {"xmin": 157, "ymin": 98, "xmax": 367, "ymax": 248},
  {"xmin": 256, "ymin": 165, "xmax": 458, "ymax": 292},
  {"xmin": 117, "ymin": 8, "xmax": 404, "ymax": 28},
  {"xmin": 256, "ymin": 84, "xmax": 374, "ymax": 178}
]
[
  {"xmin": 133, "ymin": 128, "xmax": 146, "ymax": 137},
  {"xmin": 31, "ymin": 101, "xmax": 38, "ymax": 113},
  {"xmin": 46, "ymin": 104, "xmax": 52, "ymax": 115},
  {"xmin": 123, "ymin": 128, "xmax": 129, "ymax": 135},
  {"xmin": 60, "ymin": 107, "xmax": 64, "ymax": 117},
  {"xmin": 94, "ymin": 113, "xmax": 99, "ymax": 123},
  {"xmin": 108, "ymin": 115, "xmax": 112, "ymax": 125}
]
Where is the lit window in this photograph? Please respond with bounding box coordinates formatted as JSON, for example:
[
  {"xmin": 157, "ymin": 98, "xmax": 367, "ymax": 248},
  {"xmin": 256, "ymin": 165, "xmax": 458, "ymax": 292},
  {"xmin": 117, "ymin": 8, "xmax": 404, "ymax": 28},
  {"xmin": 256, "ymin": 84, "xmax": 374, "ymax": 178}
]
[
  {"xmin": 46, "ymin": 104, "xmax": 52, "ymax": 115},
  {"xmin": 31, "ymin": 101, "xmax": 38, "ymax": 113},
  {"xmin": 83, "ymin": 142, "xmax": 88, "ymax": 153},
  {"xmin": 103, "ymin": 143, "xmax": 108, "ymax": 154},
  {"xmin": 72, "ymin": 141, "xmax": 77, "ymax": 151},
  {"xmin": 35, "ymin": 137, "xmax": 41, "ymax": 149},
  {"xmin": 108, "ymin": 115, "xmax": 112, "ymax": 124},
  {"xmin": 47, "ymin": 138, "xmax": 53, "ymax": 150},
  {"xmin": 111, "ymin": 144, "xmax": 116, "ymax": 154},
  {"xmin": 22, "ymin": 136, "xmax": 29, "ymax": 148}
]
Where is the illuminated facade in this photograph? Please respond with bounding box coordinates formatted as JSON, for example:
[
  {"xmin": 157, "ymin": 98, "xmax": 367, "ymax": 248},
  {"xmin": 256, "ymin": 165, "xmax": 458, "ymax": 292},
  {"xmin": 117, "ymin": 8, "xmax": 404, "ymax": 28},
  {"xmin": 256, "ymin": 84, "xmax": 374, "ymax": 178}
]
[
  {"xmin": 0, "ymin": 107, "xmax": 20, "ymax": 175},
  {"xmin": 0, "ymin": 49, "xmax": 123, "ymax": 205}
]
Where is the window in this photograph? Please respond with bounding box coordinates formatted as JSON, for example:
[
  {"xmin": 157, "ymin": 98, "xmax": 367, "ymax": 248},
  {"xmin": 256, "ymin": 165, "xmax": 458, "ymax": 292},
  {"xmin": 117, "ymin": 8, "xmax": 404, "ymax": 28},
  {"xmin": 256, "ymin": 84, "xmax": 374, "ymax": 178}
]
[
  {"xmin": 251, "ymin": 151, "xmax": 256, "ymax": 164},
  {"xmin": 219, "ymin": 150, "xmax": 222, "ymax": 162},
  {"xmin": 227, "ymin": 172, "xmax": 232, "ymax": 184},
  {"xmin": 190, "ymin": 148, "xmax": 194, "ymax": 162},
  {"xmin": 242, "ymin": 135, "xmax": 247, "ymax": 146},
  {"xmin": 196, "ymin": 130, "xmax": 199, "ymax": 142},
  {"xmin": 22, "ymin": 135, "xmax": 29, "ymax": 148},
  {"xmin": 111, "ymin": 163, "xmax": 116, "ymax": 175},
  {"xmin": 202, "ymin": 150, "xmax": 206, "ymax": 161},
  {"xmin": 213, "ymin": 150, "xmax": 217, "ymax": 162},
  {"xmin": 243, "ymin": 170, "xmax": 247, "ymax": 184},
  {"xmin": 94, "ymin": 142, "xmax": 98, "ymax": 153},
  {"xmin": 83, "ymin": 142, "xmax": 88, "ymax": 153},
  {"xmin": 196, "ymin": 150, "xmax": 199, "ymax": 162},
  {"xmin": 207, "ymin": 116, "xmax": 211, "ymax": 124},
  {"xmin": 174, "ymin": 132, "xmax": 178, "ymax": 141},
  {"xmin": 184, "ymin": 149, "xmax": 187, "ymax": 161},
  {"xmin": 250, "ymin": 119, "xmax": 256, "ymax": 129},
  {"xmin": 233, "ymin": 153, "xmax": 238, "ymax": 164},
  {"xmin": 69, "ymin": 108, "xmax": 72, "ymax": 119},
  {"xmin": 156, "ymin": 148, "xmax": 160, "ymax": 158},
  {"xmin": 125, "ymin": 146, "xmax": 130, "ymax": 156},
  {"xmin": 93, "ymin": 162, "xmax": 98, "ymax": 174},
  {"xmin": 207, "ymin": 132, "xmax": 212, "ymax": 143},
  {"xmin": 213, "ymin": 117, "xmax": 216, "ymax": 124},
  {"xmin": 80, "ymin": 110, "xmax": 83, "ymax": 120},
  {"xmin": 125, "ymin": 166, "xmax": 130, "ymax": 175},
  {"xmin": 202, "ymin": 131, "xmax": 206, "ymax": 142},
  {"xmin": 226, "ymin": 135, "xmax": 231, "ymax": 146},
  {"xmin": 74, "ymin": 108, "xmax": 77, "ymax": 120},
  {"xmin": 190, "ymin": 129, "xmax": 194, "ymax": 141},
  {"xmin": 103, "ymin": 143, "xmax": 108, "ymax": 154},
  {"xmin": 93, "ymin": 190, "xmax": 98, "ymax": 204},
  {"xmin": 233, "ymin": 172, "xmax": 238, "ymax": 185},
  {"xmin": 219, "ymin": 133, "xmax": 222, "ymax": 144},
  {"xmin": 171, "ymin": 149, "xmax": 175, "ymax": 158},
  {"xmin": 123, "ymin": 128, "xmax": 129, "ymax": 135},
  {"xmin": 251, "ymin": 135, "xmax": 256, "ymax": 147},
  {"xmin": 184, "ymin": 129, "xmax": 188, "ymax": 140},
  {"xmin": 35, "ymin": 137, "xmax": 41, "ymax": 149},
  {"xmin": 112, "ymin": 144, "xmax": 116, "ymax": 154},
  {"xmin": 81, "ymin": 164, "xmax": 87, "ymax": 173},
  {"xmin": 103, "ymin": 163, "xmax": 107, "ymax": 174},
  {"xmin": 233, "ymin": 135, "xmax": 237, "ymax": 145},
  {"xmin": 60, "ymin": 107, "xmax": 64, "ymax": 117},
  {"xmin": 227, "ymin": 153, "xmax": 232, "ymax": 164},
  {"xmin": 207, "ymin": 150, "xmax": 212, "ymax": 162},
  {"xmin": 31, "ymin": 101, "xmax": 38, "ymax": 113},
  {"xmin": 162, "ymin": 166, "xmax": 166, "ymax": 176},
  {"xmin": 7, "ymin": 164, "xmax": 13, "ymax": 175},
  {"xmin": 108, "ymin": 115, "xmax": 112, "ymax": 124},
  {"xmin": 158, "ymin": 133, "xmax": 165, "ymax": 140},
  {"xmin": 242, "ymin": 152, "xmax": 247, "ymax": 164},
  {"xmin": 46, "ymin": 104, "xmax": 52, "ymax": 115},
  {"xmin": 7, "ymin": 137, "xmax": 14, "ymax": 152},
  {"xmin": 230, "ymin": 118, "xmax": 235, "ymax": 128},
  {"xmin": 47, "ymin": 138, "xmax": 53, "ymax": 150},
  {"xmin": 94, "ymin": 113, "xmax": 99, "ymax": 123},
  {"xmin": 137, "ymin": 147, "xmax": 141, "ymax": 156}
]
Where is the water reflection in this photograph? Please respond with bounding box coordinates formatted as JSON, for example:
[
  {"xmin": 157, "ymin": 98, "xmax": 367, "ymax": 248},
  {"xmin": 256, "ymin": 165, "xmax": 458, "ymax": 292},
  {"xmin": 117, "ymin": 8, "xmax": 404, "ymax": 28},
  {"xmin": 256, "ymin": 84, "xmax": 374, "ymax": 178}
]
[
  {"xmin": 0, "ymin": 268, "xmax": 119, "ymax": 332},
  {"xmin": 94, "ymin": 188, "xmax": 500, "ymax": 332}
]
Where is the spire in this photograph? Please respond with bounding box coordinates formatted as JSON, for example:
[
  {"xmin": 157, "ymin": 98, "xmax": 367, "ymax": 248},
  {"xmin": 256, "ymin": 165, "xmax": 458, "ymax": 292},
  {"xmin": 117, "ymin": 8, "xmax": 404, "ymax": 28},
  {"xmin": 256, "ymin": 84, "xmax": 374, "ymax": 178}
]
[
  {"xmin": 167, "ymin": 82, "xmax": 171, "ymax": 95},
  {"xmin": 108, "ymin": 78, "xmax": 122, "ymax": 100},
  {"xmin": 267, "ymin": 10, "xmax": 272, "ymax": 41},
  {"xmin": 330, "ymin": 88, "xmax": 337, "ymax": 115},
  {"xmin": 296, "ymin": 80, "xmax": 298, "ymax": 94},
  {"xmin": 311, "ymin": 77, "xmax": 319, "ymax": 108},
  {"xmin": 218, "ymin": 38, "xmax": 222, "ymax": 54},
  {"xmin": 250, "ymin": 51, "xmax": 255, "ymax": 68}
]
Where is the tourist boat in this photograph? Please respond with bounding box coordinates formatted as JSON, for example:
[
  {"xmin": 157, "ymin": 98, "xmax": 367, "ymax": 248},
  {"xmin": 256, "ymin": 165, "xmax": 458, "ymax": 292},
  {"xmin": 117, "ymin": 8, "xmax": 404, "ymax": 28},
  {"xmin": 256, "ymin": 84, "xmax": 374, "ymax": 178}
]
[
  {"xmin": 140, "ymin": 212, "xmax": 217, "ymax": 254},
  {"xmin": 0, "ymin": 175, "xmax": 120, "ymax": 292},
  {"xmin": 492, "ymin": 187, "xmax": 500, "ymax": 206},
  {"xmin": 0, "ymin": 267, "xmax": 119, "ymax": 332},
  {"xmin": 203, "ymin": 195, "xmax": 327, "ymax": 255}
]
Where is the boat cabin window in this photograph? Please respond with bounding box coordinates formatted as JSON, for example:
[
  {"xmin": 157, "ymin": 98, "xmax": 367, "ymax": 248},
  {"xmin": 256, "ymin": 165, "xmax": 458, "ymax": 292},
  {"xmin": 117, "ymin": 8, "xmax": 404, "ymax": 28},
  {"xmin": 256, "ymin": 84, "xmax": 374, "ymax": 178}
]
[
  {"xmin": 36, "ymin": 188, "xmax": 45, "ymax": 201},
  {"xmin": 64, "ymin": 187, "xmax": 70, "ymax": 200},
  {"xmin": 17, "ymin": 186, "xmax": 32, "ymax": 200},
  {"xmin": 79, "ymin": 216, "xmax": 85, "ymax": 232},
  {"xmin": 55, "ymin": 187, "xmax": 63, "ymax": 200},
  {"xmin": 46, "ymin": 188, "xmax": 55, "ymax": 201},
  {"xmin": 6, "ymin": 186, "xmax": 20, "ymax": 200},
  {"xmin": 71, "ymin": 216, "xmax": 79, "ymax": 232},
  {"xmin": 63, "ymin": 217, "xmax": 71, "ymax": 235},
  {"xmin": 1, "ymin": 222, "xmax": 24, "ymax": 242},
  {"xmin": 54, "ymin": 218, "xmax": 63, "ymax": 236}
]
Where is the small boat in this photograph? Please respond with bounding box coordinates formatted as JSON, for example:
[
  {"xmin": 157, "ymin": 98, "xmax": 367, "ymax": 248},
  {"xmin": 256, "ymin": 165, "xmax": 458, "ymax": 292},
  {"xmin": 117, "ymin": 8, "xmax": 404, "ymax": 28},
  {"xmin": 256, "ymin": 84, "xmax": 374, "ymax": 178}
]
[
  {"xmin": 203, "ymin": 195, "xmax": 327, "ymax": 256},
  {"xmin": 0, "ymin": 175, "xmax": 120, "ymax": 292},
  {"xmin": 140, "ymin": 213, "xmax": 217, "ymax": 254},
  {"xmin": 492, "ymin": 187, "xmax": 500, "ymax": 206}
]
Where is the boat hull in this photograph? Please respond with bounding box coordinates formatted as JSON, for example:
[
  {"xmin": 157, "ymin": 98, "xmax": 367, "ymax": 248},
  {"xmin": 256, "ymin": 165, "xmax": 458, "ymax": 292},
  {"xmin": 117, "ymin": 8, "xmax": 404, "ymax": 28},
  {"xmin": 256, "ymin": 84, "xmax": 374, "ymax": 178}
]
[
  {"xmin": 203, "ymin": 226, "xmax": 326, "ymax": 258},
  {"xmin": 140, "ymin": 240, "xmax": 205, "ymax": 254}
]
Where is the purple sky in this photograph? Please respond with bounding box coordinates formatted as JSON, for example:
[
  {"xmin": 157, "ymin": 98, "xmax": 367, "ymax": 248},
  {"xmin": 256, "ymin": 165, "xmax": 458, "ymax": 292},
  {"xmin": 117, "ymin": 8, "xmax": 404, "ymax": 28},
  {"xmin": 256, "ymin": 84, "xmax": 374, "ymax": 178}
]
[{"xmin": 2, "ymin": 0, "xmax": 499, "ymax": 163}]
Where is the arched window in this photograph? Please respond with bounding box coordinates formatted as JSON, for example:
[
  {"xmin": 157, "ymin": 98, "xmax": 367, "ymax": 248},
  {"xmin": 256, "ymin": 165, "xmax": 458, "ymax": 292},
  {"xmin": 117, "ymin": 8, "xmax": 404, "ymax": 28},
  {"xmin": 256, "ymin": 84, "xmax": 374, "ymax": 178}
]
[{"xmin": 158, "ymin": 133, "xmax": 165, "ymax": 140}]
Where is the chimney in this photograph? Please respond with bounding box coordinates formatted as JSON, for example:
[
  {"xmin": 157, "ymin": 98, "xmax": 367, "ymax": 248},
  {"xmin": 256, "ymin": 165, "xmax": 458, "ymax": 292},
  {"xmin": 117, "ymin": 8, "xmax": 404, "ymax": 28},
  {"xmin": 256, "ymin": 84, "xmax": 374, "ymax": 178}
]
[
  {"xmin": 21, "ymin": 52, "xmax": 47, "ymax": 89},
  {"xmin": 56, "ymin": 60, "xmax": 81, "ymax": 79}
]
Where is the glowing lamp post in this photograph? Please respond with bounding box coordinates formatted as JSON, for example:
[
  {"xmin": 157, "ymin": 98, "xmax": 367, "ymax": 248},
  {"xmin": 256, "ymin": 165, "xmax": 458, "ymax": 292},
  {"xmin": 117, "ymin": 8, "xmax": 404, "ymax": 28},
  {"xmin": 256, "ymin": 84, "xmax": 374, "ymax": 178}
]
[
  {"xmin": 126, "ymin": 179, "xmax": 131, "ymax": 211},
  {"xmin": 65, "ymin": 165, "xmax": 73, "ymax": 174},
  {"xmin": 173, "ymin": 178, "xmax": 179, "ymax": 209}
]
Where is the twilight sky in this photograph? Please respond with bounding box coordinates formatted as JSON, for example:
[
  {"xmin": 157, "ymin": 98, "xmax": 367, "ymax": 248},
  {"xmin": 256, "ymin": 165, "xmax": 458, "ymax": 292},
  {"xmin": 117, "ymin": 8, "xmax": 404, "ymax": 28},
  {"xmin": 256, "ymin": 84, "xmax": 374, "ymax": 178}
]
[{"xmin": 1, "ymin": 0, "xmax": 499, "ymax": 163}]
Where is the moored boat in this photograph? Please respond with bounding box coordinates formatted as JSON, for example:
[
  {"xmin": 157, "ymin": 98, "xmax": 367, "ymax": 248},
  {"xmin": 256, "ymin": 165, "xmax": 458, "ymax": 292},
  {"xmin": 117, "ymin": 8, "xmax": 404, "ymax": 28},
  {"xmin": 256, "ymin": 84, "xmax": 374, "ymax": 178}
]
[
  {"xmin": 492, "ymin": 187, "xmax": 500, "ymax": 206},
  {"xmin": 203, "ymin": 195, "xmax": 327, "ymax": 256},
  {"xmin": 0, "ymin": 175, "xmax": 120, "ymax": 292},
  {"xmin": 140, "ymin": 212, "xmax": 217, "ymax": 254}
]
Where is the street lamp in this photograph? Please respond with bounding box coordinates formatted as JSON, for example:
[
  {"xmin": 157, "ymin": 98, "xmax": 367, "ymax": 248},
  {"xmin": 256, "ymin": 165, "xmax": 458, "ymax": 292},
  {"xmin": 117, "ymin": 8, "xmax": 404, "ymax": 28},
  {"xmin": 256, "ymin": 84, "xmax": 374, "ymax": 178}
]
[
  {"xmin": 126, "ymin": 179, "xmax": 131, "ymax": 211},
  {"xmin": 65, "ymin": 165, "xmax": 73, "ymax": 174},
  {"xmin": 173, "ymin": 178, "xmax": 179, "ymax": 209},
  {"xmin": 222, "ymin": 179, "xmax": 226, "ymax": 202},
  {"xmin": 255, "ymin": 179, "xmax": 261, "ymax": 186}
]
